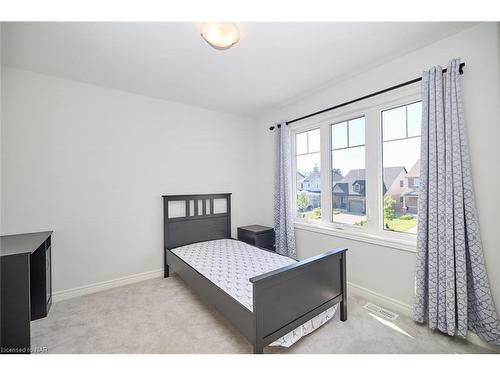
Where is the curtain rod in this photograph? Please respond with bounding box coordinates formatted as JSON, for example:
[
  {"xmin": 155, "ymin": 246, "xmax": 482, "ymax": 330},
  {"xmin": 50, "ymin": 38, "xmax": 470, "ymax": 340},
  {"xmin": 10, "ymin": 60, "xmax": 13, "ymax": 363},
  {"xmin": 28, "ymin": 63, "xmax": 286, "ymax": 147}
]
[{"xmin": 269, "ymin": 62, "xmax": 465, "ymax": 131}]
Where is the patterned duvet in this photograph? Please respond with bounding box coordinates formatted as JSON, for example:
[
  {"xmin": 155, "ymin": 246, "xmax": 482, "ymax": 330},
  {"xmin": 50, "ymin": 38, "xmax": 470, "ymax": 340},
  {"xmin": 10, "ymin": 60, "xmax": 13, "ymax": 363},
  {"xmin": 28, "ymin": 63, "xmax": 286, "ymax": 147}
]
[{"xmin": 171, "ymin": 239, "xmax": 337, "ymax": 347}]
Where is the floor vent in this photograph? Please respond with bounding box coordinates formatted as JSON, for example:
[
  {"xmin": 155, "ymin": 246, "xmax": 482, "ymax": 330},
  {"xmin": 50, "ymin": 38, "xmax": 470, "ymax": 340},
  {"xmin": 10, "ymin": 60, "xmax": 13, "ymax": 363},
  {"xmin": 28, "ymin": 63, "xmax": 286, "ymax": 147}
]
[{"xmin": 363, "ymin": 302, "xmax": 399, "ymax": 320}]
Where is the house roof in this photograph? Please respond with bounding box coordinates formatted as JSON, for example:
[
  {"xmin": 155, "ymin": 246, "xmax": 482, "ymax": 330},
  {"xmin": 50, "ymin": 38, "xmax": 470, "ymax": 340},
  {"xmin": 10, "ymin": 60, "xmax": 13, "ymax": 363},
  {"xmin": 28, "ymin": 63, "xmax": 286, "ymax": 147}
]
[
  {"xmin": 333, "ymin": 166, "xmax": 406, "ymax": 196},
  {"xmin": 302, "ymin": 169, "xmax": 320, "ymax": 183},
  {"xmin": 333, "ymin": 169, "xmax": 366, "ymax": 196},
  {"xmin": 383, "ymin": 166, "xmax": 407, "ymax": 187},
  {"xmin": 333, "ymin": 171, "xmax": 343, "ymax": 182},
  {"xmin": 406, "ymin": 160, "xmax": 420, "ymax": 178}
]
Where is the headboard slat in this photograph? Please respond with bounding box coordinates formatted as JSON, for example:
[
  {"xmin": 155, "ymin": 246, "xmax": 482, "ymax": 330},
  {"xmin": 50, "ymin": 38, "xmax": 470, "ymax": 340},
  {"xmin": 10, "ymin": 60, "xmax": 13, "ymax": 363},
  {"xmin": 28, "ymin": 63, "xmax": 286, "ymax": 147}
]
[{"xmin": 194, "ymin": 200, "xmax": 199, "ymax": 217}]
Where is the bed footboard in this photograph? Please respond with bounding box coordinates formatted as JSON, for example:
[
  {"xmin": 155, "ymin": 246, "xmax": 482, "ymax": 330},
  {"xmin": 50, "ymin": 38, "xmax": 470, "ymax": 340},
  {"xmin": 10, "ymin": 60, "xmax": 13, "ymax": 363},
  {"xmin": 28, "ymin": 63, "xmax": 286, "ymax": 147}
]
[{"xmin": 249, "ymin": 248, "xmax": 347, "ymax": 354}]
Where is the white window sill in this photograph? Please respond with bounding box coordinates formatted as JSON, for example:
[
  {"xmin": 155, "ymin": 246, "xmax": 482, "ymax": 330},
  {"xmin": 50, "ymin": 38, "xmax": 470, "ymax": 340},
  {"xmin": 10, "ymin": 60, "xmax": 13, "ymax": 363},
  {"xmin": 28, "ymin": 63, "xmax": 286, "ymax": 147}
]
[{"xmin": 294, "ymin": 221, "xmax": 417, "ymax": 253}]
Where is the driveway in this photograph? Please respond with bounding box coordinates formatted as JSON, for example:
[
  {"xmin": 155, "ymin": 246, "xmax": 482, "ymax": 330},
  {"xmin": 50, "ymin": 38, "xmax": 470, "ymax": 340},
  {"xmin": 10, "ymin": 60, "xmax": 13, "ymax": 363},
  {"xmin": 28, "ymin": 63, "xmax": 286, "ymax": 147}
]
[{"xmin": 332, "ymin": 212, "xmax": 366, "ymax": 225}]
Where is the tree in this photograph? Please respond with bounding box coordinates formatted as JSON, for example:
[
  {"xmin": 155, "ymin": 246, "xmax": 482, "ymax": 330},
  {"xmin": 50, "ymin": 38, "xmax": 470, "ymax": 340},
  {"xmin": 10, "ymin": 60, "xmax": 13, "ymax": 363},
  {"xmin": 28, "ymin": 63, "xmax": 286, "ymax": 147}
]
[
  {"xmin": 332, "ymin": 168, "xmax": 342, "ymax": 176},
  {"xmin": 297, "ymin": 192, "xmax": 310, "ymax": 212},
  {"xmin": 384, "ymin": 195, "xmax": 395, "ymax": 222}
]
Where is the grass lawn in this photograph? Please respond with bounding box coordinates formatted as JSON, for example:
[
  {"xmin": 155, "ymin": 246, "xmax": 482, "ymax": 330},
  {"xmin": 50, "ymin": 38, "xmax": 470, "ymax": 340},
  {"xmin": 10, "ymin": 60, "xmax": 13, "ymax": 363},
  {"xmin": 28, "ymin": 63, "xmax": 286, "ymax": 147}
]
[
  {"xmin": 385, "ymin": 218, "xmax": 417, "ymax": 232},
  {"xmin": 303, "ymin": 210, "xmax": 321, "ymax": 220}
]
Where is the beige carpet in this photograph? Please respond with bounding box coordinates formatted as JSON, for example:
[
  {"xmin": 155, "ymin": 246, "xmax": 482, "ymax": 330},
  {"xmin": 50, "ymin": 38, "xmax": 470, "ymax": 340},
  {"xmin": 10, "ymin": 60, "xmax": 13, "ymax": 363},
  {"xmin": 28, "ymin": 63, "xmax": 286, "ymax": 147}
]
[{"xmin": 31, "ymin": 276, "xmax": 494, "ymax": 354}]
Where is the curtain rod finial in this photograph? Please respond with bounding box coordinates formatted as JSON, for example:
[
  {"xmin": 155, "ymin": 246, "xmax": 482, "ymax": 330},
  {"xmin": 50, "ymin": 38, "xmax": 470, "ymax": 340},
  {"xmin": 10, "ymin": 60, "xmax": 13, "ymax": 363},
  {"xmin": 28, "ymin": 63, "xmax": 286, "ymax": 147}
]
[{"xmin": 269, "ymin": 124, "xmax": 284, "ymax": 131}]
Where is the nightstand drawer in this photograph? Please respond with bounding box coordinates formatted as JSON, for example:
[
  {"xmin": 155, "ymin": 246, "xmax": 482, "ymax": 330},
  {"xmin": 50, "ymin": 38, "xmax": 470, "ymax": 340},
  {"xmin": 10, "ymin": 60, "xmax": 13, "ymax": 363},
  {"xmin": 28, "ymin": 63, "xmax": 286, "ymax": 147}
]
[{"xmin": 254, "ymin": 232, "xmax": 275, "ymax": 249}]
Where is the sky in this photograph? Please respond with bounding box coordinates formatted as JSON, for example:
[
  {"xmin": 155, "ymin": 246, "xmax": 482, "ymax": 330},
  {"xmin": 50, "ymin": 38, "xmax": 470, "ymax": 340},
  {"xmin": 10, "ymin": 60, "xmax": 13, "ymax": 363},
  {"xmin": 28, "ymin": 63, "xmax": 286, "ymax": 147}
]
[{"xmin": 296, "ymin": 102, "xmax": 421, "ymax": 177}]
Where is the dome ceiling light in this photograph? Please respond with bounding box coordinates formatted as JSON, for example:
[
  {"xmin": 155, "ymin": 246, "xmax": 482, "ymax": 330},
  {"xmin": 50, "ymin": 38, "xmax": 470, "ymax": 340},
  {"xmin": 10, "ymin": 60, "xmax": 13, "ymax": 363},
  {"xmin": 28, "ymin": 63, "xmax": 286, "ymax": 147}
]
[{"xmin": 200, "ymin": 23, "xmax": 240, "ymax": 50}]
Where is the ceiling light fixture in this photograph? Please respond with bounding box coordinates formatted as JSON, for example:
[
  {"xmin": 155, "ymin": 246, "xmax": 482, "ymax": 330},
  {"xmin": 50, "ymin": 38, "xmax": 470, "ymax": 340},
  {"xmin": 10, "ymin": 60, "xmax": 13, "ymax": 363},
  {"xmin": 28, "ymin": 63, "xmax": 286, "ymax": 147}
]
[{"xmin": 200, "ymin": 23, "xmax": 240, "ymax": 50}]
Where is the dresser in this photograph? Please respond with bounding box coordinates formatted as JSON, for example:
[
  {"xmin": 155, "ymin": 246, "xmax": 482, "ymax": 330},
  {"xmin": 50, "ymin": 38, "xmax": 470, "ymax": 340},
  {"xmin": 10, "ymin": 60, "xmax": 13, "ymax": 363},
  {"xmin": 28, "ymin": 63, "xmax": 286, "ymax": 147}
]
[
  {"xmin": 0, "ymin": 231, "xmax": 53, "ymax": 354},
  {"xmin": 237, "ymin": 225, "xmax": 275, "ymax": 252}
]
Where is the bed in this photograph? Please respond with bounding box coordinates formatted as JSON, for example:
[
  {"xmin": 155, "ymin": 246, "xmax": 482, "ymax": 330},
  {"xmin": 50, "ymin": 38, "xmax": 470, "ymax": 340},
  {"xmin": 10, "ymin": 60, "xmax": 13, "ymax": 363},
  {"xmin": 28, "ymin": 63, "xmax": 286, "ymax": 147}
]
[{"xmin": 163, "ymin": 193, "xmax": 347, "ymax": 353}]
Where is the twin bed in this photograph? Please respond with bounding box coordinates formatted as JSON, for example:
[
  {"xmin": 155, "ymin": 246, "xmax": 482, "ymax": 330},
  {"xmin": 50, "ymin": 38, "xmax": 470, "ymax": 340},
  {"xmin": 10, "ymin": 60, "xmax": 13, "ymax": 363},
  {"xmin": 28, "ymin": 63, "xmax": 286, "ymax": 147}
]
[{"xmin": 163, "ymin": 193, "xmax": 347, "ymax": 353}]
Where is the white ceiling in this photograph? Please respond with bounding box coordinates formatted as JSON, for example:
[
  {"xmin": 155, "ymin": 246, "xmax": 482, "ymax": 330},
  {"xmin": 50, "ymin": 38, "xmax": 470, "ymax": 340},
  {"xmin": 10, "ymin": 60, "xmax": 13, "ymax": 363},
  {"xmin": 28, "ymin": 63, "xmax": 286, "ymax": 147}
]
[{"xmin": 1, "ymin": 22, "xmax": 475, "ymax": 117}]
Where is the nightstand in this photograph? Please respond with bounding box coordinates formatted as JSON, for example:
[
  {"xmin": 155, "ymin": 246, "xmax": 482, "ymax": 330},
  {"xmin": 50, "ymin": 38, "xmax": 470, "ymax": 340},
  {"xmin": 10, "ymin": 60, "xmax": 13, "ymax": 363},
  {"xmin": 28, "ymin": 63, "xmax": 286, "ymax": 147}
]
[{"xmin": 237, "ymin": 225, "xmax": 275, "ymax": 252}]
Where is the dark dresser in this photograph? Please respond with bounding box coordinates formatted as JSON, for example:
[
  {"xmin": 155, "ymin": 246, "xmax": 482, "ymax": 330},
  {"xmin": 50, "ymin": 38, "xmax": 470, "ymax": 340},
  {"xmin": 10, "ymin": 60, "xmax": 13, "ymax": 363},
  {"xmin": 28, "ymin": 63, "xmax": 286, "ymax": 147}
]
[
  {"xmin": 1, "ymin": 231, "xmax": 53, "ymax": 354},
  {"xmin": 237, "ymin": 225, "xmax": 275, "ymax": 252}
]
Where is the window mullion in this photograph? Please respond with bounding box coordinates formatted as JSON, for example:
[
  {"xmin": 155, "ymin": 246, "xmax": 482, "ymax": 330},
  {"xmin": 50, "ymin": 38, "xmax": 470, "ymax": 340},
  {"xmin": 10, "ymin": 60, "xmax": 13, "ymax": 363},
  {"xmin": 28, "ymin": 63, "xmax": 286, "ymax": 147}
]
[
  {"xmin": 364, "ymin": 109, "xmax": 381, "ymax": 234},
  {"xmin": 320, "ymin": 123, "xmax": 331, "ymax": 224}
]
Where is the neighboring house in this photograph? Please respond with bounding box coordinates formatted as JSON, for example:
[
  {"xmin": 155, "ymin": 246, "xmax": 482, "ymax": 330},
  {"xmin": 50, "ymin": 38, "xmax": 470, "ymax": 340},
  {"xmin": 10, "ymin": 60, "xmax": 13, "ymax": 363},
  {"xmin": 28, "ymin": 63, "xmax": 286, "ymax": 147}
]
[
  {"xmin": 297, "ymin": 161, "xmax": 420, "ymax": 215},
  {"xmin": 332, "ymin": 169, "xmax": 367, "ymax": 214},
  {"xmin": 332, "ymin": 166, "xmax": 407, "ymax": 215},
  {"xmin": 383, "ymin": 166, "xmax": 410, "ymax": 212},
  {"xmin": 296, "ymin": 171, "xmax": 305, "ymax": 190},
  {"xmin": 400, "ymin": 160, "xmax": 420, "ymax": 214},
  {"xmin": 297, "ymin": 165, "xmax": 320, "ymax": 210}
]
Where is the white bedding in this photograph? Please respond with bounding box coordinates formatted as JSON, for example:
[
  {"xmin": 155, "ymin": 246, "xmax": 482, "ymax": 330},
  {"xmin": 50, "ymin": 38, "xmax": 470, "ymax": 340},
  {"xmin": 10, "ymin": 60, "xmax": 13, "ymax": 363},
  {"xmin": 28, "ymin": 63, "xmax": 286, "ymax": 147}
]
[{"xmin": 171, "ymin": 238, "xmax": 337, "ymax": 347}]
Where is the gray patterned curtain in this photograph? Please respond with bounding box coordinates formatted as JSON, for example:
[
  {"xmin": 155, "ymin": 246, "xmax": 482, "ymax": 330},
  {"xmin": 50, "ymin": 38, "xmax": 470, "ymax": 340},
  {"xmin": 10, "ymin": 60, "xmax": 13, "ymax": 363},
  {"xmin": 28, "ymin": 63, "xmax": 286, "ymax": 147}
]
[
  {"xmin": 414, "ymin": 58, "xmax": 500, "ymax": 345},
  {"xmin": 274, "ymin": 122, "xmax": 297, "ymax": 258}
]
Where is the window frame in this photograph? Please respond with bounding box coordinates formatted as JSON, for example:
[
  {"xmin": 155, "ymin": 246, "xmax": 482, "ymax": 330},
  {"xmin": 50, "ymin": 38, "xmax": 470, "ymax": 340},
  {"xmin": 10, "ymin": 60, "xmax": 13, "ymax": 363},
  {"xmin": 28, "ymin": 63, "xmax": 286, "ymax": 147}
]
[
  {"xmin": 293, "ymin": 127, "xmax": 322, "ymax": 221},
  {"xmin": 330, "ymin": 115, "xmax": 367, "ymax": 227},
  {"xmin": 290, "ymin": 84, "xmax": 421, "ymax": 251},
  {"xmin": 380, "ymin": 99, "xmax": 422, "ymax": 237}
]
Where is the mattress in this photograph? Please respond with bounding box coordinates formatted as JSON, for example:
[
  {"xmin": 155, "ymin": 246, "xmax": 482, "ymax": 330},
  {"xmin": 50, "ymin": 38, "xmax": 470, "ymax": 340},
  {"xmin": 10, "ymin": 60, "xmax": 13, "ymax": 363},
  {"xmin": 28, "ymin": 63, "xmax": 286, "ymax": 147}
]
[{"xmin": 171, "ymin": 238, "xmax": 337, "ymax": 347}]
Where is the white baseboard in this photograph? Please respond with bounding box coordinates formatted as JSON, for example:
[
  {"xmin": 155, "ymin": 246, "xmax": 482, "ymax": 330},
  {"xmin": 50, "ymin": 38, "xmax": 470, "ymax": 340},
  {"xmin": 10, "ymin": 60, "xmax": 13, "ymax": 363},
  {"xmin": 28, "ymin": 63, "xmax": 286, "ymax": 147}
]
[
  {"xmin": 52, "ymin": 269, "xmax": 163, "ymax": 302},
  {"xmin": 464, "ymin": 331, "xmax": 500, "ymax": 353},
  {"xmin": 348, "ymin": 281, "xmax": 500, "ymax": 353},
  {"xmin": 348, "ymin": 281, "xmax": 413, "ymax": 316}
]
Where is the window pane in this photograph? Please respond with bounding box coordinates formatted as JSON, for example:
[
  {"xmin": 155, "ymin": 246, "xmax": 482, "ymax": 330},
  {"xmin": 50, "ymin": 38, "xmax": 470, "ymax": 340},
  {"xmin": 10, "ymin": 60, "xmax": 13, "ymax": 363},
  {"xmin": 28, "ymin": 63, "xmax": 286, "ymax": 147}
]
[
  {"xmin": 332, "ymin": 122, "xmax": 348, "ymax": 149},
  {"xmin": 407, "ymin": 102, "xmax": 422, "ymax": 137},
  {"xmin": 296, "ymin": 152, "xmax": 321, "ymax": 220},
  {"xmin": 348, "ymin": 117, "xmax": 365, "ymax": 146},
  {"xmin": 383, "ymin": 137, "xmax": 420, "ymax": 169},
  {"xmin": 331, "ymin": 116, "xmax": 366, "ymax": 227},
  {"xmin": 308, "ymin": 128, "xmax": 321, "ymax": 153},
  {"xmin": 296, "ymin": 132, "xmax": 308, "ymax": 154},
  {"xmin": 382, "ymin": 106, "xmax": 406, "ymax": 141},
  {"xmin": 382, "ymin": 103, "xmax": 421, "ymax": 234},
  {"xmin": 297, "ymin": 152, "xmax": 320, "ymax": 175},
  {"xmin": 332, "ymin": 146, "xmax": 366, "ymax": 226}
]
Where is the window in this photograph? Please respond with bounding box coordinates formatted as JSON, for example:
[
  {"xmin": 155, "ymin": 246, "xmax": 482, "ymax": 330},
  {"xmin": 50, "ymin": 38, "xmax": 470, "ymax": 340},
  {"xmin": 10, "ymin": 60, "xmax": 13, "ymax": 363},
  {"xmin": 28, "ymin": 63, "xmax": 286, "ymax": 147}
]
[
  {"xmin": 291, "ymin": 86, "xmax": 421, "ymax": 245},
  {"xmin": 382, "ymin": 101, "xmax": 421, "ymax": 234},
  {"xmin": 296, "ymin": 128, "xmax": 321, "ymax": 220},
  {"xmin": 331, "ymin": 116, "xmax": 366, "ymax": 226}
]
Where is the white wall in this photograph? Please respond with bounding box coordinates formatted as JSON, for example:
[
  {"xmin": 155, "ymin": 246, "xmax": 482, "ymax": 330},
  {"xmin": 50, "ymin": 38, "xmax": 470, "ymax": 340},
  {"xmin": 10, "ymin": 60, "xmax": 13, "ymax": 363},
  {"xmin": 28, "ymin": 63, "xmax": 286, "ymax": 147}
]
[
  {"xmin": 2, "ymin": 23, "xmax": 499, "ymax": 311},
  {"xmin": 1, "ymin": 68, "xmax": 259, "ymax": 294},
  {"xmin": 256, "ymin": 23, "xmax": 500, "ymax": 307},
  {"xmin": 0, "ymin": 25, "xmax": 2, "ymax": 235}
]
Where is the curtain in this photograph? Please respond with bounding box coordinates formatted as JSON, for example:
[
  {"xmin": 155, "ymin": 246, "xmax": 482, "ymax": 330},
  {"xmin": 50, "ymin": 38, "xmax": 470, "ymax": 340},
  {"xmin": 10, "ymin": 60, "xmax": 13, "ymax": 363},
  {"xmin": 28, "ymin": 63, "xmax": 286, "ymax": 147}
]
[
  {"xmin": 274, "ymin": 122, "xmax": 297, "ymax": 258},
  {"xmin": 414, "ymin": 58, "xmax": 500, "ymax": 345}
]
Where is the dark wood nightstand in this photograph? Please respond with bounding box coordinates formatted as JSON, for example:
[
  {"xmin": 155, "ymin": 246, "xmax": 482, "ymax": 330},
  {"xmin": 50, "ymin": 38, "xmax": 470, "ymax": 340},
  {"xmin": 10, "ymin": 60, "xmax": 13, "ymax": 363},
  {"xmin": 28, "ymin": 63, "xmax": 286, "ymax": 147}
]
[
  {"xmin": 1, "ymin": 231, "xmax": 53, "ymax": 354},
  {"xmin": 237, "ymin": 225, "xmax": 275, "ymax": 252}
]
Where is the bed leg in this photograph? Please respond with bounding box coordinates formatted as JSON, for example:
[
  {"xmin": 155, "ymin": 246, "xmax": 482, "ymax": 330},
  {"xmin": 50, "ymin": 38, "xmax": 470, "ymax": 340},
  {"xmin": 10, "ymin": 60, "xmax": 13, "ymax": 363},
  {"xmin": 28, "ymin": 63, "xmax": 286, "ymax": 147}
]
[
  {"xmin": 340, "ymin": 252, "xmax": 347, "ymax": 321},
  {"xmin": 253, "ymin": 340, "xmax": 263, "ymax": 354},
  {"xmin": 340, "ymin": 299, "xmax": 347, "ymax": 321},
  {"xmin": 164, "ymin": 249, "xmax": 170, "ymax": 278},
  {"xmin": 164, "ymin": 265, "xmax": 170, "ymax": 278}
]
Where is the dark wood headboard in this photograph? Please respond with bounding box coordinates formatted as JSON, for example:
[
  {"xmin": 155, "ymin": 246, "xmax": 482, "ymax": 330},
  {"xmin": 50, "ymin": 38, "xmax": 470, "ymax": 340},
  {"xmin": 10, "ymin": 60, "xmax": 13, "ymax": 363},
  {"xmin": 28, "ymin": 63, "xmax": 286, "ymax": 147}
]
[{"xmin": 162, "ymin": 193, "xmax": 232, "ymax": 250}]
